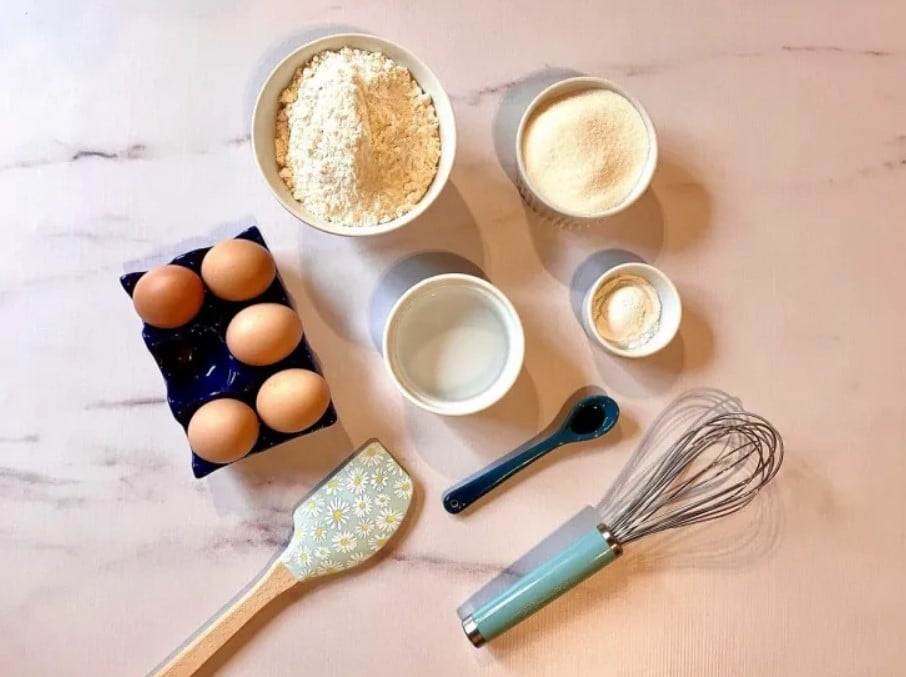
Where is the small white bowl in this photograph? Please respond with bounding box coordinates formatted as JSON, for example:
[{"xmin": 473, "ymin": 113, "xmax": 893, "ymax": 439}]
[
  {"xmin": 382, "ymin": 274, "xmax": 524, "ymax": 416},
  {"xmin": 516, "ymin": 77, "xmax": 658, "ymax": 221},
  {"xmin": 251, "ymin": 33, "xmax": 456, "ymax": 237},
  {"xmin": 583, "ymin": 262, "xmax": 681, "ymax": 358}
]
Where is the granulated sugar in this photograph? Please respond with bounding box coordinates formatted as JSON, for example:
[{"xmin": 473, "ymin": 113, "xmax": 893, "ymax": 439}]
[
  {"xmin": 275, "ymin": 48, "xmax": 440, "ymax": 226},
  {"xmin": 522, "ymin": 89, "xmax": 649, "ymax": 215}
]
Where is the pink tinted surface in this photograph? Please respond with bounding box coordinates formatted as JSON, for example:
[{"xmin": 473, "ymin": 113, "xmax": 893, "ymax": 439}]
[{"xmin": 1, "ymin": 1, "xmax": 905, "ymax": 675}]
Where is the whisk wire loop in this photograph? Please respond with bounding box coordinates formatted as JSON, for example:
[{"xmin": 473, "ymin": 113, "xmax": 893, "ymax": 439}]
[{"xmin": 598, "ymin": 393, "xmax": 783, "ymax": 545}]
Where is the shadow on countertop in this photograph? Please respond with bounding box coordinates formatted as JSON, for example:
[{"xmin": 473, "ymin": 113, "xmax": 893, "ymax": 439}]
[{"xmin": 291, "ymin": 181, "xmax": 487, "ymax": 347}]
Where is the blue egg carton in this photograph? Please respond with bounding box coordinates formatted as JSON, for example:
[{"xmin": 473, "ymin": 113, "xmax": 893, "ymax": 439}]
[{"xmin": 120, "ymin": 226, "xmax": 337, "ymax": 478}]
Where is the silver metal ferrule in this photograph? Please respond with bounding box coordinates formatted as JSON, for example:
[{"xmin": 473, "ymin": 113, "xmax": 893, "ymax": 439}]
[
  {"xmin": 461, "ymin": 615, "xmax": 486, "ymax": 648},
  {"xmin": 596, "ymin": 523, "xmax": 624, "ymax": 557}
]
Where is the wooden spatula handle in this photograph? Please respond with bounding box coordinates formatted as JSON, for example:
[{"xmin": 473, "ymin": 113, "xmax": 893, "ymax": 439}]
[{"xmin": 152, "ymin": 560, "xmax": 298, "ymax": 677}]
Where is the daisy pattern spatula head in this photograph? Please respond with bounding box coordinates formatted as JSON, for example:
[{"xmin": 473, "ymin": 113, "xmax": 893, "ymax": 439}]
[
  {"xmin": 152, "ymin": 439, "xmax": 414, "ymax": 677},
  {"xmin": 281, "ymin": 440, "xmax": 413, "ymax": 580}
]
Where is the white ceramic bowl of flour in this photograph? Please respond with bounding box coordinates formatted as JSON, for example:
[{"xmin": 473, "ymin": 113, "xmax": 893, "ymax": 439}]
[
  {"xmin": 382, "ymin": 274, "xmax": 524, "ymax": 416},
  {"xmin": 516, "ymin": 77, "xmax": 658, "ymax": 221},
  {"xmin": 252, "ymin": 33, "xmax": 456, "ymax": 237},
  {"xmin": 583, "ymin": 262, "xmax": 681, "ymax": 358}
]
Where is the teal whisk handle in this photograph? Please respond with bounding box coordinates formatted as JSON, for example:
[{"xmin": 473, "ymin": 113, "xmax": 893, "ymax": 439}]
[{"xmin": 461, "ymin": 526, "xmax": 622, "ymax": 646}]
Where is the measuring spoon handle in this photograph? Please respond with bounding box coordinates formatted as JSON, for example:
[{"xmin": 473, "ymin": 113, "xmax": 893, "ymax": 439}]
[{"xmin": 443, "ymin": 436, "xmax": 562, "ymax": 513}]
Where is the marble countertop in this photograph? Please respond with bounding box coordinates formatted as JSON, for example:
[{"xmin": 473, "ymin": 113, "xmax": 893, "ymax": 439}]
[{"xmin": 3, "ymin": 1, "xmax": 905, "ymax": 675}]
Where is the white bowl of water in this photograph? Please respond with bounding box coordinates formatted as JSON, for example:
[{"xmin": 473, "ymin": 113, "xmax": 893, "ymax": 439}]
[{"xmin": 382, "ymin": 274, "xmax": 524, "ymax": 416}]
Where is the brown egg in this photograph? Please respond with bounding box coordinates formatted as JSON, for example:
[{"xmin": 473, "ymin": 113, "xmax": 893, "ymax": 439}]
[
  {"xmin": 187, "ymin": 398, "xmax": 259, "ymax": 464},
  {"xmin": 201, "ymin": 239, "xmax": 276, "ymax": 302},
  {"xmin": 256, "ymin": 369, "xmax": 331, "ymax": 433},
  {"xmin": 226, "ymin": 303, "xmax": 303, "ymax": 366},
  {"xmin": 132, "ymin": 265, "xmax": 204, "ymax": 329}
]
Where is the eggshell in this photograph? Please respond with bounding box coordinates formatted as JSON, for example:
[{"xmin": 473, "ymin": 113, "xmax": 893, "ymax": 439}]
[
  {"xmin": 201, "ymin": 239, "xmax": 276, "ymax": 302},
  {"xmin": 187, "ymin": 398, "xmax": 259, "ymax": 464},
  {"xmin": 132, "ymin": 265, "xmax": 204, "ymax": 329},
  {"xmin": 256, "ymin": 369, "xmax": 331, "ymax": 433},
  {"xmin": 226, "ymin": 303, "xmax": 303, "ymax": 366}
]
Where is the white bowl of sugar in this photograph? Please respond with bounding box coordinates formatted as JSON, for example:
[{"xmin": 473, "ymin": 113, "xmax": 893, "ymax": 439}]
[
  {"xmin": 516, "ymin": 77, "xmax": 658, "ymax": 220},
  {"xmin": 252, "ymin": 33, "xmax": 457, "ymax": 237},
  {"xmin": 382, "ymin": 274, "xmax": 525, "ymax": 416}
]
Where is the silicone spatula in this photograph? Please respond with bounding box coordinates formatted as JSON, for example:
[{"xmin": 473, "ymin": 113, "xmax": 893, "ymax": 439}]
[{"xmin": 152, "ymin": 439, "xmax": 414, "ymax": 676}]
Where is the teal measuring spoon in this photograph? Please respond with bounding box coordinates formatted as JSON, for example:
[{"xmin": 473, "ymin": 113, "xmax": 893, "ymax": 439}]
[{"xmin": 443, "ymin": 393, "xmax": 619, "ymax": 514}]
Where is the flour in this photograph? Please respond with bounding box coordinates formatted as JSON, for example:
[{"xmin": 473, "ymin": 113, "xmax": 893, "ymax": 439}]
[
  {"xmin": 275, "ymin": 48, "xmax": 441, "ymax": 226},
  {"xmin": 522, "ymin": 89, "xmax": 649, "ymax": 214}
]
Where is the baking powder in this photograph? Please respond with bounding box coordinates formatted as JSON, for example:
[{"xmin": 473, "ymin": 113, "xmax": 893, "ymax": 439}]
[{"xmin": 592, "ymin": 274, "xmax": 661, "ymax": 349}]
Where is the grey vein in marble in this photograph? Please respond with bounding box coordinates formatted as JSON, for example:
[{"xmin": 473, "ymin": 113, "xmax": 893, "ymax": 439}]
[
  {"xmin": 225, "ymin": 133, "xmax": 251, "ymax": 146},
  {"xmin": 45, "ymin": 229, "xmax": 152, "ymax": 244},
  {"xmin": 451, "ymin": 78, "xmax": 522, "ymax": 106},
  {"xmin": 826, "ymin": 154, "xmax": 906, "ymax": 185},
  {"xmin": 0, "ymin": 143, "xmax": 146, "ymax": 172},
  {"xmin": 0, "ymin": 434, "xmax": 40, "ymax": 444},
  {"xmin": 781, "ymin": 44, "xmax": 891, "ymax": 57},
  {"xmin": 0, "ymin": 467, "xmax": 78, "ymax": 487},
  {"xmin": 449, "ymin": 49, "xmax": 768, "ymax": 98},
  {"xmin": 71, "ymin": 143, "xmax": 148, "ymax": 162},
  {"xmin": 207, "ymin": 521, "xmax": 288, "ymax": 552},
  {"xmin": 390, "ymin": 552, "xmax": 505, "ymax": 577},
  {"xmin": 84, "ymin": 396, "xmax": 167, "ymax": 410},
  {"xmin": 0, "ymin": 268, "xmax": 113, "ymax": 303},
  {"xmin": 625, "ymin": 44, "xmax": 894, "ymax": 77},
  {"xmin": 0, "ymin": 135, "xmax": 249, "ymax": 174},
  {"xmin": 0, "ymin": 532, "xmax": 80, "ymax": 556},
  {"xmin": 37, "ymin": 213, "xmax": 153, "ymax": 245},
  {"xmin": 881, "ymin": 159, "xmax": 906, "ymax": 171},
  {"xmin": 0, "ymin": 467, "xmax": 86, "ymax": 509}
]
